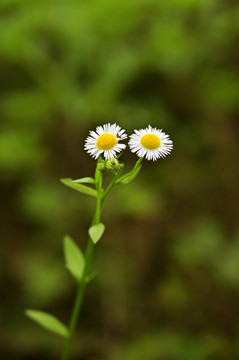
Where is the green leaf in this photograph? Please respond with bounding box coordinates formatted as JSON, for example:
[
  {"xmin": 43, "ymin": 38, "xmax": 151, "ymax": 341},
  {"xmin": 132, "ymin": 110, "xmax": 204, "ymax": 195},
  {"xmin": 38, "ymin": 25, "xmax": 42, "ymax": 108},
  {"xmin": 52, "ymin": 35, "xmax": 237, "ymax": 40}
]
[
  {"xmin": 117, "ymin": 165, "xmax": 142, "ymax": 185},
  {"xmin": 89, "ymin": 223, "xmax": 105, "ymax": 244},
  {"xmin": 25, "ymin": 310, "xmax": 68, "ymax": 337},
  {"xmin": 73, "ymin": 177, "xmax": 95, "ymax": 184},
  {"xmin": 60, "ymin": 178, "xmax": 97, "ymax": 197},
  {"xmin": 63, "ymin": 235, "xmax": 85, "ymax": 281}
]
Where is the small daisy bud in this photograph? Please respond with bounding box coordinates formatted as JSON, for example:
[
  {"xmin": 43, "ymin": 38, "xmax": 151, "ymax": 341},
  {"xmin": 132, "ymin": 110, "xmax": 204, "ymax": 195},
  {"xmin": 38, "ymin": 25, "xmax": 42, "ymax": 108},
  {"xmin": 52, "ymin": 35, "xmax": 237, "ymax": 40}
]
[
  {"xmin": 105, "ymin": 158, "xmax": 120, "ymax": 174},
  {"xmin": 97, "ymin": 162, "xmax": 106, "ymax": 172}
]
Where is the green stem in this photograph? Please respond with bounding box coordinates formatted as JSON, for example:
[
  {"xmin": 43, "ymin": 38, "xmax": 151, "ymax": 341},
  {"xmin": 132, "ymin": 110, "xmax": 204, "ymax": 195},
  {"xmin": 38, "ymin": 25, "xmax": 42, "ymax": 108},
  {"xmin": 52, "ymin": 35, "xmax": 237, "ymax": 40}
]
[
  {"xmin": 101, "ymin": 167, "xmax": 123, "ymax": 204},
  {"xmin": 61, "ymin": 175, "xmax": 103, "ymax": 360},
  {"xmin": 61, "ymin": 157, "xmax": 143, "ymax": 359}
]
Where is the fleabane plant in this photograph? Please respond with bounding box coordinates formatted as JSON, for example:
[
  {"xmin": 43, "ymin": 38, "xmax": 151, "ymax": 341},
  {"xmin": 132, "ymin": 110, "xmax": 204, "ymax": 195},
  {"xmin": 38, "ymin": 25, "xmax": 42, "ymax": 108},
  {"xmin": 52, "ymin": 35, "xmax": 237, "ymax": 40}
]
[{"xmin": 25, "ymin": 123, "xmax": 173, "ymax": 360}]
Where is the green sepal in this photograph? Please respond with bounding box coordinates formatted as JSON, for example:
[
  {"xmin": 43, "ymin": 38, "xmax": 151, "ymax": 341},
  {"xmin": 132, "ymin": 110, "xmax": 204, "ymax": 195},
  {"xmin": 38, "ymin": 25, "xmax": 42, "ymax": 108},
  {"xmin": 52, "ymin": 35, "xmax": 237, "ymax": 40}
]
[
  {"xmin": 116, "ymin": 164, "xmax": 142, "ymax": 185},
  {"xmin": 89, "ymin": 223, "xmax": 105, "ymax": 244},
  {"xmin": 73, "ymin": 177, "xmax": 95, "ymax": 184},
  {"xmin": 60, "ymin": 178, "xmax": 97, "ymax": 197},
  {"xmin": 25, "ymin": 310, "xmax": 68, "ymax": 338},
  {"xmin": 63, "ymin": 235, "xmax": 85, "ymax": 281}
]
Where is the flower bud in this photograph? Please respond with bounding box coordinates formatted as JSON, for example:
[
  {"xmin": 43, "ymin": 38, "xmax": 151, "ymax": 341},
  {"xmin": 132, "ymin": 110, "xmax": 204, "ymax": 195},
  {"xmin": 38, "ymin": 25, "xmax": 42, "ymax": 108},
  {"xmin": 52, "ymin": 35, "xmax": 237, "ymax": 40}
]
[
  {"xmin": 105, "ymin": 158, "xmax": 121, "ymax": 174},
  {"xmin": 97, "ymin": 162, "xmax": 106, "ymax": 173}
]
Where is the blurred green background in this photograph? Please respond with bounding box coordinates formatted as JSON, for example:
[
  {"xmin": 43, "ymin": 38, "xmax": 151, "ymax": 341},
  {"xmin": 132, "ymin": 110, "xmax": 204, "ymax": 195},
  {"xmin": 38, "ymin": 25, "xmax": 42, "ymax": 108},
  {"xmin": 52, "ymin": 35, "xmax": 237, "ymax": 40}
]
[{"xmin": 1, "ymin": 0, "xmax": 239, "ymax": 359}]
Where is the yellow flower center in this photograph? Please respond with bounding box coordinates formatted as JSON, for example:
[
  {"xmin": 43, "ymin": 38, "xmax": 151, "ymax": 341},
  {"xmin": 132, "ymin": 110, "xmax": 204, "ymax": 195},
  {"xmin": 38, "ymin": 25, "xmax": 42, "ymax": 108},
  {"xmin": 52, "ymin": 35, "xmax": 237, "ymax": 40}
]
[
  {"xmin": 140, "ymin": 134, "xmax": 161, "ymax": 149},
  {"xmin": 96, "ymin": 133, "xmax": 117, "ymax": 150}
]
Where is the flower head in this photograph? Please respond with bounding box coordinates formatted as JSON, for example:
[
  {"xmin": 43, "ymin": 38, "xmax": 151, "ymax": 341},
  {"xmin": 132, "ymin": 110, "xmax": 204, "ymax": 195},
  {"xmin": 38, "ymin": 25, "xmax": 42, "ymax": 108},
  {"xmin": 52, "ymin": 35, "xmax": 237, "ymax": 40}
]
[
  {"xmin": 129, "ymin": 125, "xmax": 173, "ymax": 161},
  {"xmin": 84, "ymin": 123, "xmax": 127, "ymax": 160},
  {"xmin": 105, "ymin": 158, "xmax": 123, "ymax": 174}
]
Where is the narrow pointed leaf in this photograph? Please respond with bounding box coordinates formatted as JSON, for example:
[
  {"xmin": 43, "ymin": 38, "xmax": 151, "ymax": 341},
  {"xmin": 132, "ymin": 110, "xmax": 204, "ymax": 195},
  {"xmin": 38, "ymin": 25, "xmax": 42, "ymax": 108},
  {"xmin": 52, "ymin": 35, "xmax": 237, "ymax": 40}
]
[
  {"xmin": 117, "ymin": 165, "xmax": 142, "ymax": 185},
  {"xmin": 25, "ymin": 310, "xmax": 68, "ymax": 337},
  {"xmin": 64, "ymin": 235, "xmax": 85, "ymax": 281},
  {"xmin": 89, "ymin": 223, "xmax": 105, "ymax": 244},
  {"xmin": 73, "ymin": 177, "xmax": 95, "ymax": 184},
  {"xmin": 60, "ymin": 178, "xmax": 97, "ymax": 197}
]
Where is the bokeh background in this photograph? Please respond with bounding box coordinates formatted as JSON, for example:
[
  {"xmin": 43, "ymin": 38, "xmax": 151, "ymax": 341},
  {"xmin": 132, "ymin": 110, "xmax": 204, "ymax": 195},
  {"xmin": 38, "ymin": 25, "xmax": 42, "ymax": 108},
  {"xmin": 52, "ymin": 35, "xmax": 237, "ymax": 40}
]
[{"xmin": 1, "ymin": 0, "xmax": 239, "ymax": 359}]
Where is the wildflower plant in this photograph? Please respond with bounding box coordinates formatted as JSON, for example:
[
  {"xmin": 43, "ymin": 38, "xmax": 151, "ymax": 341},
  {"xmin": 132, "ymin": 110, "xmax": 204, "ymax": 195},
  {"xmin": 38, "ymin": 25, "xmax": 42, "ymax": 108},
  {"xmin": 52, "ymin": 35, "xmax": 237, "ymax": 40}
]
[{"xmin": 25, "ymin": 123, "xmax": 173, "ymax": 360}]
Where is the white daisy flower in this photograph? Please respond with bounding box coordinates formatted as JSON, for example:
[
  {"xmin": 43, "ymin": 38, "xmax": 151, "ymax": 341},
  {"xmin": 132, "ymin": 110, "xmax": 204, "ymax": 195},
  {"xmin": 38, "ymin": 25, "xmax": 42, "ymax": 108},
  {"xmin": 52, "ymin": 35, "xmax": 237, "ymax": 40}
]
[
  {"xmin": 84, "ymin": 123, "xmax": 127, "ymax": 160},
  {"xmin": 129, "ymin": 125, "xmax": 173, "ymax": 161}
]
